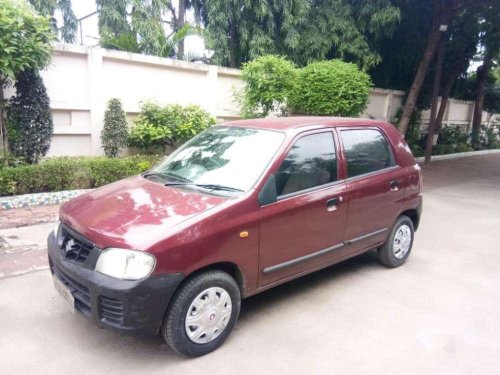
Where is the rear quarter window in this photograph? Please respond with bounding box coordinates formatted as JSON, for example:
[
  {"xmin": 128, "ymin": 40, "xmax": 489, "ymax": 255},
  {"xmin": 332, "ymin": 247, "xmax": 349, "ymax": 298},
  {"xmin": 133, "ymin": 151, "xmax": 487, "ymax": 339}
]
[{"xmin": 340, "ymin": 128, "xmax": 395, "ymax": 178}]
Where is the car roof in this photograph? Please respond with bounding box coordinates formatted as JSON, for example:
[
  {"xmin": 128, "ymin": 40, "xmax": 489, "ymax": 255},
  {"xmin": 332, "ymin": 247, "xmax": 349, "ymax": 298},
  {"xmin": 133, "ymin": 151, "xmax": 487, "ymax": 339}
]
[{"xmin": 222, "ymin": 116, "xmax": 387, "ymax": 132}]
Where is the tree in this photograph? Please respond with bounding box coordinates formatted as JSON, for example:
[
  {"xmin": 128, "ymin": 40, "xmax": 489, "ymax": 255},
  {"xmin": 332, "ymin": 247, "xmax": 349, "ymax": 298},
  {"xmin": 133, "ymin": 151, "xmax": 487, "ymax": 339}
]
[
  {"xmin": 101, "ymin": 98, "xmax": 129, "ymax": 158},
  {"xmin": 29, "ymin": 0, "xmax": 78, "ymax": 43},
  {"xmin": 370, "ymin": 0, "xmax": 434, "ymax": 94},
  {"xmin": 483, "ymin": 75, "xmax": 500, "ymax": 117},
  {"xmin": 167, "ymin": 0, "xmax": 189, "ymax": 60},
  {"xmin": 58, "ymin": 0, "xmax": 78, "ymax": 43},
  {"xmin": 201, "ymin": 0, "xmax": 400, "ymax": 69},
  {"xmin": 434, "ymin": 11, "xmax": 479, "ymax": 134},
  {"xmin": 397, "ymin": 0, "xmax": 467, "ymax": 135},
  {"xmin": 452, "ymin": 66, "xmax": 500, "ymax": 116},
  {"xmin": 8, "ymin": 69, "xmax": 53, "ymax": 164},
  {"xmin": 424, "ymin": 8, "xmax": 480, "ymax": 163},
  {"xmin": 471, "ymin": 3, "xmax": 500, "ymax": 148},
  {"xmin": 97, "ymin": 0, "xmax": 195, "ymax": 58},
  {"xmin": 0, "ymin": 0, "xmax": 53, "ymax": 155},
  {"xmin": 96, "ymin": 0, "xmax": 130, "ymax": 38}
]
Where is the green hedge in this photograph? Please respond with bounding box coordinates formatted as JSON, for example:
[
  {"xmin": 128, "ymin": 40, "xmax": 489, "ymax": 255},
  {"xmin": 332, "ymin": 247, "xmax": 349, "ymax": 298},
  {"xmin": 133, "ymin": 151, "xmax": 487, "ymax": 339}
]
[
  {"xmin": 410, "ymin": 143, "xmax": 475, "ymax": 158},
  {"xmin": 0, "ymin": 155, "xmax": 163, "ymax": 197},
  {"xmin": 290, "ymin": 60, "xmax": 372, "ymax": 116},
  {"xmin": 128, "ymin": 103, "xmax": 216, "ymax": 151},
  {"xmin": 240, "ymin": 55, "xmax": 298, "ymax": 118}
]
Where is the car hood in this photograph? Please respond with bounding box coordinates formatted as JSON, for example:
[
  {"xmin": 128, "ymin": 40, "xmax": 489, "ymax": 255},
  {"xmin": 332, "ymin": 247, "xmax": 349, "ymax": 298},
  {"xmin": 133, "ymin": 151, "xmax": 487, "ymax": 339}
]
[{"xmin": 60, "ymin": 175, "xmax": 228, "ymax": 250}]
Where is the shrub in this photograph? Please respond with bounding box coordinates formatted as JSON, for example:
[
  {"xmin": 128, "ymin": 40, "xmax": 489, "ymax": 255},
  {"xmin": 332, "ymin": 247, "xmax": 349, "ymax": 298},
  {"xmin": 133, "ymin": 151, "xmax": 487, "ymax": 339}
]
[
  {"xmin": 173, "ymin": 105, "xmax": 217, "ymax": 142},
  {"xmin": 128, "ymin": 103, "xmax": 215, "ymax": 151},
  {"xmin": 0, "ymin": 155, "xmax": 162, "ymax": 196},
  {"xmin": 433, "ymin": 144, "xmax": 455, "ymax": 155},
  {"xmin": 454, "ymin": 143, "xmax": 474, "ymax": 153},
  {"xmin": 0, "ymin": 152, "xmax": 26, "ymax": 169},
  {"xmin": 128, "ymin": 123, "xmax": 173, "ymax": 151},
  {"xmin": 484, "ymin": 125, "xmax": 499, "ymax": 149},
  {"xmin": 290, "ymin": 60, "xmax": 372, "ymax": 116},
  {"xmin": 239, "ymin": 55, "xmax": 298, "ymax": 118},
  {"xmin": 101, "ymin": 98, "xmax": 129, "ymax": 157},
  {"xmin": 438, "ymin": 125, "xmax": 468, "ymax": 145},
  {"xmin": 409, "ymin": 145, "xmax": 424, "ymax": 157},
  {"xmin": 7, "ymin": 69, "xmax": 53, "ymax": 164}
]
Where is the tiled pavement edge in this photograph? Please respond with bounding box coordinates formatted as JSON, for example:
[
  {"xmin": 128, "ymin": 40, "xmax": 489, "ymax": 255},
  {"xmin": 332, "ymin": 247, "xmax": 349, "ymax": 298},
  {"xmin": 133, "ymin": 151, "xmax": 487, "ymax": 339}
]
[
  {"xmin": 0, "ymin": 189, "xmax": 88, "ymax": 210},
  {"xmin": 0, "ymin": 205, "xmax": 59, "ymax": 230}
]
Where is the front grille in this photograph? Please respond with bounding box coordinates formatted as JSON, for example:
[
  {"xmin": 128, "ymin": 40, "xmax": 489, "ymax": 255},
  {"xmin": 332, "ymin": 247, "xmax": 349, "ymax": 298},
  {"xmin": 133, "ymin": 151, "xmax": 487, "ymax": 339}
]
[
  {"xmin": 100, "ymin": 296, "xmax": 124, "ymax": 325},
  {"xmin": 58, "ymin": 225, "xmax": 94, "ymax": 264},
  {"xmin": 53, "ymin": 266, "xmax": 91, "ymax": 316}
]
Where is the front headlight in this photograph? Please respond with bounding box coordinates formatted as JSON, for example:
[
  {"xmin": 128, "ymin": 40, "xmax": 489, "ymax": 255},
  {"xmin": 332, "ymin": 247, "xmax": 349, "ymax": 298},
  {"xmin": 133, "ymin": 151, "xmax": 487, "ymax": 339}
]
[{"xmin": 95, "ymin": 248, "xmax": 156, "ymax": 280}]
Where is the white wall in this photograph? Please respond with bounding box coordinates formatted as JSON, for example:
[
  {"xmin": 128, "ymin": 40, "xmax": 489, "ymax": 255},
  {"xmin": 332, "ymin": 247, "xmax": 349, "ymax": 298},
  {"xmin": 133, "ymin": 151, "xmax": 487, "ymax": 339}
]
[{"xmin": 6, "ymin": 43, "xmax": 489, "ymax": 156}]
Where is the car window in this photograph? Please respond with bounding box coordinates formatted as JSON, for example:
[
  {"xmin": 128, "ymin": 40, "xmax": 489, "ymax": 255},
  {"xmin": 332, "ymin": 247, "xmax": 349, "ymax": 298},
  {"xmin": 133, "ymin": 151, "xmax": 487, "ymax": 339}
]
[
  {"xmin": 276, "ymin": 132, "xmax": 337, "ymax": 196},
  {"xmin": 152, "ymin": 126, "xmax": 285, "ymax": 192},
  {"xmin": 340, "ymin": 129, "xmax": 395, "ymax": 178}
]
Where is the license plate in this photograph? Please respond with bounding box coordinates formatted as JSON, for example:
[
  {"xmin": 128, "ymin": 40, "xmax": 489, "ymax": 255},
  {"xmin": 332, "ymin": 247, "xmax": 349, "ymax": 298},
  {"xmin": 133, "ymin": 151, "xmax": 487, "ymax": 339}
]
[{"xmin": 53, "ymin": 276, "xmax": 75, "ymax": 315}]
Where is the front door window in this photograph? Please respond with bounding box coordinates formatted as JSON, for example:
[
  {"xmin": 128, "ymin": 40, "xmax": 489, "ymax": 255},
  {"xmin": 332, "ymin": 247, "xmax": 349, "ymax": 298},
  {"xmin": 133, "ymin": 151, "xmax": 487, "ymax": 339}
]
[{"xmin": 275, "ymin": 132, "xmax": 337, "ymax": 196}]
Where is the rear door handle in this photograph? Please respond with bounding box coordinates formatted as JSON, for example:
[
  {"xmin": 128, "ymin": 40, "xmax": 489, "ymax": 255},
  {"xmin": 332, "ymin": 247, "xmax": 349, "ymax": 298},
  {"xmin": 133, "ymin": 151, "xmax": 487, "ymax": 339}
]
[
  {"xmin": 327, "ymin": 196, "xmax": 342, "ymax": 211},
  {"xmin": 390, "ymin": 180, "xmax": 400, "ymax": 191}
]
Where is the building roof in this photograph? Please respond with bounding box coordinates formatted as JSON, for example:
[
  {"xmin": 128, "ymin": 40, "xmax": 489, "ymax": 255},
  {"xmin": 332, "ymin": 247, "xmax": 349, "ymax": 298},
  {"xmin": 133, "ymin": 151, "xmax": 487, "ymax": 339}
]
[{"xmin": 223, "ymin": 116, "xmax": 385, "ymax": 131}]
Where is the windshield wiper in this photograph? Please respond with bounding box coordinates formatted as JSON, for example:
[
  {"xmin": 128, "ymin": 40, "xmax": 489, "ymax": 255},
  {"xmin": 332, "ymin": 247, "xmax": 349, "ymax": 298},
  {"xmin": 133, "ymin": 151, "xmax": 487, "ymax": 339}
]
[
  {"xmin": 143, "ymin": 171, "xmax": 192, "ymax": 183},
  {"xmin": 192, "ymin": 184, "xmax": 244, "ymax": 192},
  {"xmin": 164, "ymin": 182, "xmax": 243, "ymax": 193}
]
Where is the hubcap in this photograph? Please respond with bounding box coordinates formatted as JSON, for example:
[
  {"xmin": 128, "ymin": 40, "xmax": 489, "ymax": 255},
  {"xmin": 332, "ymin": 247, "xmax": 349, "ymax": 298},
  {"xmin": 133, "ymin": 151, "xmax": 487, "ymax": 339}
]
[
  {"xmin": 393, "ymin": 224, "xmax": 412, "ymax": 259},
  {"xmin": 185, "ymin": 287, "xmax": 232, "ymax": 344}
]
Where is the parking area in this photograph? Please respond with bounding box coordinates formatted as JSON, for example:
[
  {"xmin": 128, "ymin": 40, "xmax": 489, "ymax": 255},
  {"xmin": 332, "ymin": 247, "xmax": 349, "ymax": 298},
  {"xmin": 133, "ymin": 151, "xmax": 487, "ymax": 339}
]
[{"xmin": 1, "ymin": 154, "xmax": 499, "ymax": 374}]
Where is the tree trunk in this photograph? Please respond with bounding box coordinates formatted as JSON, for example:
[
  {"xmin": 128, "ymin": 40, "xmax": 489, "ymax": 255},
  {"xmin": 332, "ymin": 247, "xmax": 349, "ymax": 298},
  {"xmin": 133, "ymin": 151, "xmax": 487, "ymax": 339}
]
[
  {"xmin": 471, "ymin": 55, "xmax": 492, "ymax": 149},
  {"xmin": 435, "ymin": 61, "xmax": 465, "ymax": 134},
  {"xmin": 398, "ymin": 0, "xmax": 455, "ymax": 135},
  {"xmin": 0, "ymin": 79, "xmax": 8, "ymax": 161},
  {"xmin": 229, "ymin": 20, "xmax": 237, "ymax": 68},
  {"xmin": 177, "ymin": 0, "xmax": 186, "ymax": 60},
  {"xmin": 425, "ymin": 36, "xmax": 446, "ymax": 164}
]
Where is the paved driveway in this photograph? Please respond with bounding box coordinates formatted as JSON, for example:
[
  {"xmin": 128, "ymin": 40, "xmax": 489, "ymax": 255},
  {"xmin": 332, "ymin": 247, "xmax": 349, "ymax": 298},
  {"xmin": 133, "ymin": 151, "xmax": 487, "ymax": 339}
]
[{"xmin": 1, "ymin": 154, "xmax": 499, "ymax": 374}]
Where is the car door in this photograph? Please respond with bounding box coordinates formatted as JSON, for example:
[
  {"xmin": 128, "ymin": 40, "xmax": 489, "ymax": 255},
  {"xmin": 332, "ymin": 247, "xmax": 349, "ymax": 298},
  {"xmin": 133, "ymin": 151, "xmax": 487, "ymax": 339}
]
[
  {"xmin": 258, "ymin": 130, "xmax": 348, "ymax": 287},
  {"xmin": 338, "ymin": 127, "xmax": 404, "ymax": 254}
]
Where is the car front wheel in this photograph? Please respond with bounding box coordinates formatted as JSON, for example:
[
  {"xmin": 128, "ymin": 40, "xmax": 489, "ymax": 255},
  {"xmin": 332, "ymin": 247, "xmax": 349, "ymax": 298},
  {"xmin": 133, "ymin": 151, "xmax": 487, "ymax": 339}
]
[
  {"xmin": 377, "ymin": 215, "xmax": 415, "ymax": 268},
  {"xmin": 162, "ymin": 270, "xmax": 241, "ymax": 357}
]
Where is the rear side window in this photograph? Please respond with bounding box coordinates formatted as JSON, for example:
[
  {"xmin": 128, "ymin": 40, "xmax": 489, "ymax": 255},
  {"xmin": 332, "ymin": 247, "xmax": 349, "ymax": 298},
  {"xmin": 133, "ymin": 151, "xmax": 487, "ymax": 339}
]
[
  {"xmin": 341, "ymin": 129, "xmax": 395, "ymax": 178},
  {"xmin": 276, "ymin": 132, "xmax": 337, "ymax": 196}
]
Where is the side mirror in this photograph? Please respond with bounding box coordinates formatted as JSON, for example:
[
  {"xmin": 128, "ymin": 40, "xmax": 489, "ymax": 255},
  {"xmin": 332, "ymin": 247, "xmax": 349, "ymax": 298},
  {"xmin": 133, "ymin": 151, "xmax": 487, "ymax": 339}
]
[{"xmin": 258, "ymin": 174, "xmax": 277, "ymax": 206}]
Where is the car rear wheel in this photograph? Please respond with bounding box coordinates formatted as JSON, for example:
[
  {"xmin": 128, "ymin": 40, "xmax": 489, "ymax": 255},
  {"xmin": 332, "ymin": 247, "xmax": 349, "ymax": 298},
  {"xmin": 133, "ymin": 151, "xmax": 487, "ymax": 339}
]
[
  {"xmin": 162, "ymin": 270, "xmax": 241, "ymax": 357},
  {"xmin": 377, "ymin": 215, "xmax": 414, "ymax": 268}
]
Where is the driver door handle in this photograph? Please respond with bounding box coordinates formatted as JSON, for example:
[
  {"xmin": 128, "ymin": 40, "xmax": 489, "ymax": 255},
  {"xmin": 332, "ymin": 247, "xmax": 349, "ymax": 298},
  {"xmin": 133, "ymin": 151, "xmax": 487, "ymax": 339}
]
[
  {"xmin": 390, "ymin": 180, "xmax": 400, "ymax": 191},
  {"xmin": 326, "ymin": 196, "xmax": 342, "ymax": 211}
]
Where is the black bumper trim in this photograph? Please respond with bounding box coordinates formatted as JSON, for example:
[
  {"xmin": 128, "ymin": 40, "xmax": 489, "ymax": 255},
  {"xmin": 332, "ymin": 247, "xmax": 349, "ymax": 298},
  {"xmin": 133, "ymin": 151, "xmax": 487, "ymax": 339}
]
[{"xmin": 48, "ymin": 232, "xmax": 184, "ymax": 337}]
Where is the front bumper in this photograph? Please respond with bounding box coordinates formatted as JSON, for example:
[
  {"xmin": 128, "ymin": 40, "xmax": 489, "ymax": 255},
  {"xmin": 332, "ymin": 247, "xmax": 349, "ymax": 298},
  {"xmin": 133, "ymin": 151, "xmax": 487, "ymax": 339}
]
[{"xmin": 47, "ymin": 231, "xmax": 184, "ymax": 336}]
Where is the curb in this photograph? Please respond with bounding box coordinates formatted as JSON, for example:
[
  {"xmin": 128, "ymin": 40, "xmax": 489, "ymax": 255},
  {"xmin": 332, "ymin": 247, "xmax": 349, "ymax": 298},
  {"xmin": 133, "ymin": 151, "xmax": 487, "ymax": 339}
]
[
  {"xmin": 0, "ymin": 189, "xmax": 89, "ymax": 211},
  {"xmin": 415, "ymin": 149, "xmax": 500, "ymax": 163}
]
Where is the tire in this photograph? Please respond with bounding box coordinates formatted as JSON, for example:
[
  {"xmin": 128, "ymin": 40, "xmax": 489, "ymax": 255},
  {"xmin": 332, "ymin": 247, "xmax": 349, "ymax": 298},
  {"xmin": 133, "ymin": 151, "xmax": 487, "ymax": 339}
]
[
  {"xmin": 377, "ymin": 215, "xmax": 415, "ymax": 268},
  {"xmin": 162, "ymin": 270, "xmax": 241, "ymax": 357}
]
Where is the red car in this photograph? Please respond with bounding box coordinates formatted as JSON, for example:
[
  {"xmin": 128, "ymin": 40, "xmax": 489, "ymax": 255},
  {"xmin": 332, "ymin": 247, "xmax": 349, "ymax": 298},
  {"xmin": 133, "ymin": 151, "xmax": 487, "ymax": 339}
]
[{"xmin": 48, "ymin": 117, "xmax": 422, "ymax": 357}]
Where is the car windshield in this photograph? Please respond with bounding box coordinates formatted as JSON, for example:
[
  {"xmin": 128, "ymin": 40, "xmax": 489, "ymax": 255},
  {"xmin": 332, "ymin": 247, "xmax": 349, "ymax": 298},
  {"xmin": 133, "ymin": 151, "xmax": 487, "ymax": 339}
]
[{"xmin": 150, "ymin": 126, "xmax": 285, "ymax": 192}]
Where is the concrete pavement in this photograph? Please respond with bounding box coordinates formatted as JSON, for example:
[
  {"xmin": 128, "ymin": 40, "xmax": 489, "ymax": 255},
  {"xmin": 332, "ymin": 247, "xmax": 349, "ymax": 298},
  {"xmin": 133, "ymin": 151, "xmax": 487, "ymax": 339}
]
[{"xmin": 0, "ymin": 154, "xmax": 499, "ymax": 374}]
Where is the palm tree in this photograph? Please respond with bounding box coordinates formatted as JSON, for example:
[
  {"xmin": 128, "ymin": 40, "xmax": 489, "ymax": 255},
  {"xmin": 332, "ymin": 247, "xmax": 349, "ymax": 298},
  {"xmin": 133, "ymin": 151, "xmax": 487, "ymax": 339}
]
[{"xmin": 97, "ymin": 0, "xmax": 196, "ymax": 59}]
